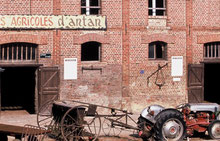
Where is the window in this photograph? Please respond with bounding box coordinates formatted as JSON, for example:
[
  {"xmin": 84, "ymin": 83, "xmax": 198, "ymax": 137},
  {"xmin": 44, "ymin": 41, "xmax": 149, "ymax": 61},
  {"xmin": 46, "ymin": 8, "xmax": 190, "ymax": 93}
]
[
  {"xmin": 149, "ymin": 0, "xmax": 166, "ymax": 16},
  {"xmin": 204, "ymin": 42, "xmax": 220, "ymax": 59},
  {"xmin": 81, "ymin": 41, "xmax": 101, "ymax": 61},
  {"xmin": 0, "ymin": 43, "xmax": 37, "ymax": 62},
  {"xmin": 81, "ymin": 0, "xmax": 101, "ymax": 15},
  {"xmin": 149, "ymin": 41, "xmax": 167, "ymax": 59}
]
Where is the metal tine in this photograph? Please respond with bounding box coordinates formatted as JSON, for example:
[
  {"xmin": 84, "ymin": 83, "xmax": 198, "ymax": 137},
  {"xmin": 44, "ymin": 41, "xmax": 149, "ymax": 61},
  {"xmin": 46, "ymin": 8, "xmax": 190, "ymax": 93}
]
[{"xmin": 22, "ymin": 124, "xmax": 48, "ymax": 141}]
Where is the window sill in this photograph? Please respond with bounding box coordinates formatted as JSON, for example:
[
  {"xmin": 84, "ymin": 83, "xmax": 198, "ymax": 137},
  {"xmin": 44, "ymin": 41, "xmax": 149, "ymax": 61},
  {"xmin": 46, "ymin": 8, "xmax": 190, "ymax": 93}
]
[
  {"xmin": 0, "ymin": 60, "xmax": 37, "ymax": 63},
  {"xmin": 80, "ymin": 61, "xmax": 107, "ymax": 67},
  {"xmin": 80, "ymin": 13, "xmax": 102, "ymax": 16},
  {"xmin": 81, "ymin": 60, "xmax": 101, "ymax": 63},
  {"xmin": 202, "ymin": 58, "xmax": 220, "ymax": 63},
  {"xmin": 147, "ymin": 16, "xmax": 168, "ymax": 28},
  {"xmin": 148, "ymin": 16, "xmax": 167, "ymax": 19},
  {"xmin": 0, "ymin": 63, "xmax": 42, "ymax": 67},
  {"xmin": 148, "ymin": 59, "xmax": 168, "ymax": 61}
]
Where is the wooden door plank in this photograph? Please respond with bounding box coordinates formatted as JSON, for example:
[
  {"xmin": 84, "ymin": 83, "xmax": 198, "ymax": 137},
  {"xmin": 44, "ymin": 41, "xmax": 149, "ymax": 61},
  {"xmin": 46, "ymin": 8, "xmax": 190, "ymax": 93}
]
[
  {"xmin": 38, "ymin": 67, "xmax": 59, "ymax": 109},
  {"xmin": 188, "ymin": 64, "xmax": 204, "ymax": 103}
]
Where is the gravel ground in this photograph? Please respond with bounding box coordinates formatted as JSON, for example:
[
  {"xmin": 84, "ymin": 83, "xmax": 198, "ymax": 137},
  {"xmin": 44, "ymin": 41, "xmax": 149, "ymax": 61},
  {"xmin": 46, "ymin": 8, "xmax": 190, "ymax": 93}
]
[{"xmin": 0, "ymin": 110, "xmax": 218, "ymax": 141}]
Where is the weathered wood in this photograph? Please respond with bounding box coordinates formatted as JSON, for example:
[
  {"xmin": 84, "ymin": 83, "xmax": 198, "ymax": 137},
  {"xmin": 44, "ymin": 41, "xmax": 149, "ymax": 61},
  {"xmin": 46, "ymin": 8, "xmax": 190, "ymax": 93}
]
[
  {"xmin": 0, "ymin": 43, "xmax": 37, "ymax": 62},
  {"xmin": 38, "ymin": 67, "xmax": 60, "ymax": 110},
  {"xmin": 188, "ymin": 64, "xmax": 204, "ymax": 103},
  {"xmin": 0, "ymin": 124, "xmax": 47, "ymax": 135},
  {"xmin": 0, "ymin": 123, "xmax": 49, "ymax": 140},
  {"xmin": 0, "ymin": 63, "xmax": 43, "ymax": 67}
]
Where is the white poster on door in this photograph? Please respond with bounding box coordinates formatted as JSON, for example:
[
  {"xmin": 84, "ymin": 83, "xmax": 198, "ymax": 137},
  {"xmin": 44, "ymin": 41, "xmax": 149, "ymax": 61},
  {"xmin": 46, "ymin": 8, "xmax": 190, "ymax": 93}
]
[
  {"xmin": 171, "ymin": 56, "xmax": 183, "ymax": 77},
  {"xmin": 64, "ymin": 58, "xmax": 77, "ymax": 80}
]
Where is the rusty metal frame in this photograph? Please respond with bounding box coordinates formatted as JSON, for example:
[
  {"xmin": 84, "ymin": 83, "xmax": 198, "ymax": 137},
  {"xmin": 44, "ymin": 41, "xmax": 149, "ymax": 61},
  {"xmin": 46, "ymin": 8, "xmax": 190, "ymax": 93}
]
[
  {"xmin": 147, "ymin": 63, "xmax": 168, "ymax": 89},
  {"xmin": 37, "ymin": 99, "xmax": 141, "ymax": 140},
  {"xmin": 60, "ymin": 100, "xmax": 139, "ymax": 130},
  {"xmin": 81, "ymin": 66, "xmax": 102, "ymax": 74}
]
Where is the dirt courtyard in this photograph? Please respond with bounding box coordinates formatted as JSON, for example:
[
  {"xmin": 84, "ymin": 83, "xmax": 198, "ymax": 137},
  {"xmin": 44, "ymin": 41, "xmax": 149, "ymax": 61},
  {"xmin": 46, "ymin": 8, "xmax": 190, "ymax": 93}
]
[{"xmin": 0, "ymin": 110, "xmax": 218, "ymax": 141}]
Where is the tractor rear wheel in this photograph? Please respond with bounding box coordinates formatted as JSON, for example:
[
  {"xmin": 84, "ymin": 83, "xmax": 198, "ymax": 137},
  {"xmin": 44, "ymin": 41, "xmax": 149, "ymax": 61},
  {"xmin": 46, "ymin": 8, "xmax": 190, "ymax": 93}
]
[
  {"xmin": 208, "ymin": 120, "xmax": 220, "ymax": 139},
  {"xmin": 154, "ymin": 109, "xmax": 186, "ymax": 141}
]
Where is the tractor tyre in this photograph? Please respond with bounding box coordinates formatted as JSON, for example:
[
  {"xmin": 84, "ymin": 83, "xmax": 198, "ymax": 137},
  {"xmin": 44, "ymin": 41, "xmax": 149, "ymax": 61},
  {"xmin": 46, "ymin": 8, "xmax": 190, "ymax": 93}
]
[
  {"xmin": 154, "ymin": 109, "xmax": 186, "ymax": 141},
  {"xmin": 137, "ymin": 116, "xmax": 153, "ymax": 140},
  {"xmin": 208, "ymin": 120, "xmax": 220, "ymax": 139},
  {"xmin": 217, "ymin": 113, "xmax": 220, "ymax": 120}
]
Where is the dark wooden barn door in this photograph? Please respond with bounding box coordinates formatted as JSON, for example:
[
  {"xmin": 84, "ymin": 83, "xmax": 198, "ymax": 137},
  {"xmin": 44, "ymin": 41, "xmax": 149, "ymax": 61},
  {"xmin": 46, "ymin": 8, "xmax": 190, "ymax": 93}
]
[
  {"xmin": 188, "ymin": 64, "xmax": 204, "ymax": 103},
  {"xmin": 38, "ymin": 67, "xmax": 60, "ymax": 109}
]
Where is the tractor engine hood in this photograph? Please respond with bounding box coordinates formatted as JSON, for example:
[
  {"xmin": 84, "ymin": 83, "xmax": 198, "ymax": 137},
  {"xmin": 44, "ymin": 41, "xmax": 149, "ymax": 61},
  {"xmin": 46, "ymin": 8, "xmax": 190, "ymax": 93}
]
[
  {"xmin": 140, "ymin": 105, "xmax": 165, "ymax": 124},
  {"xmin": 188, "ymin": 103, "xmax": 220, "ymax": 113}
]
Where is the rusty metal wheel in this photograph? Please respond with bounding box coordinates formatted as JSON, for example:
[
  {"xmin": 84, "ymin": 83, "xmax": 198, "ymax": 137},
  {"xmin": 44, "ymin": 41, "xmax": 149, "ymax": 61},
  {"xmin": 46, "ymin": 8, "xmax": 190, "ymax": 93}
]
[
  {"xmin": 61, "ymin": 105, "xmax": 101, "ymax": 141},
  {"xmin": 37, "ymin": 100, "xmax": 54, "ymax": 129},
  {"xmin": 37, "ymin": 99, "xmax": 61, "ymax": 139},
  {"xmin": 102, "ymin": 117, "xmax": 123, "ymax": 137}
]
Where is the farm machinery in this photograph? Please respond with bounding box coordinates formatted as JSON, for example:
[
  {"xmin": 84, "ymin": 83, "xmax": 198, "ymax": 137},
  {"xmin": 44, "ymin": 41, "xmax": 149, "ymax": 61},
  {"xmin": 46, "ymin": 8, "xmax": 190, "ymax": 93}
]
[
  {"xmin": 138, "ymin": 103, "xmax": 220, "ymax": 140},
  {"xmin": 37, "ymin": 99, "xmax": 220, "ymax": 141}
]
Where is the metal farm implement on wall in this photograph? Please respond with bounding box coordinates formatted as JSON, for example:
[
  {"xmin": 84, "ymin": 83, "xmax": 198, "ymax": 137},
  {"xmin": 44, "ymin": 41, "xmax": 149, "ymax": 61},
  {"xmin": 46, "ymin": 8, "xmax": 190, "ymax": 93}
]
[{"xmin": 37, "ymin": 100, "xmax": 140, "ymax": 141}]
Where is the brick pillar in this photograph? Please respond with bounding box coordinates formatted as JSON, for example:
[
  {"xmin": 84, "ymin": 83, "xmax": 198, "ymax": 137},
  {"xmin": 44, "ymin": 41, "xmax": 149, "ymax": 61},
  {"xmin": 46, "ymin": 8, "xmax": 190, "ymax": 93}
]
[
  {"xmin": 122, "ymin": 0, "xmax": 131, "ymax": 109},
  {"xmin": 186, "ymin": 0, "xmax": 193, "ymax": 64},
  {"xmin": 186, "ymin": 0, "xmax": 193, "ymax": 103},
  {"xmin": 53, "ymin": 30, "xmax": 61, "ymax": 65},
  {"xmin": 52, "ymin": 0, "xmax": 61, "ymax": 65},
  {"xmin": 53, "ymin": 0, "xmax": 61, "ymax": 15}
]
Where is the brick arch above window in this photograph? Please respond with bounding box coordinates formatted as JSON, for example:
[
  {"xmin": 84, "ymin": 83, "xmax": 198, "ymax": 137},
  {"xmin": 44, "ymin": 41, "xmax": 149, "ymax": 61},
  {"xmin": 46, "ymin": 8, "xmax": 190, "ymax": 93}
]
[
  {"xmin": 197, "ymin": 34, "xmax": 220, "ymax": 44},
  {"xmin": 73, "ymin": 33, "xmax": 110, "ymax": 44},
  {"xmin": 141, "ymin": 34, "xmax": 175, "ymax": 44},
  {"xmin": 0, "ymin": 34, "xmax": 48, "ymax": 45}
]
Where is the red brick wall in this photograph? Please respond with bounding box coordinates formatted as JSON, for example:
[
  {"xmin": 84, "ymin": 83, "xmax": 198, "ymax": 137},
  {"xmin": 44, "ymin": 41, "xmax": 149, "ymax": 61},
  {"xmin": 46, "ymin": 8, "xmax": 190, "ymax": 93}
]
[
  {"xmin": 193, "ymin": 0, "xmax": 220, "ymax": 27},
  {"xmin": 130, "ymin": 0, "xmax": 148, "ymax": 27},
  {"xmin": 0, "ymin": 0, "xmax": 219, "ymax": 113},
  {"xmin": 102, "ymin": 0, "xmax": 122, "ymax": 28},
  {"xmin": 58, "ymin": 31, "xmax": 123, "ymax": 108},
  {"xmin": 128, "ymin": 0, "xmax": 187, "ymax": 112},
  {"xmin": 167, "ymin": 0, "xmax": 186, "ymax": 27},
  {"xmin": 59, "ymin": 0, "xmax": 124, "ymax": 109},
  {"xmin": 0, "ymin": 30, "xmax": 54, "ymax": 67},
  {"xmin": 191, "ymin": 0, "xmax": 220, "ymax": 64},
  {"xmin": 0, "ymin": 34, "xmax": 47, "ymax": 45},
  {"xmin": 129, "ymin": 31, "xmax": 187, "ymax": 112},
  {"xmin": 32, "ymin": 0, "xmax": 53, "ymax": 15},
  {"xmin": 0, "ymin": 0, "xmax": 30, "ymax": 15}
]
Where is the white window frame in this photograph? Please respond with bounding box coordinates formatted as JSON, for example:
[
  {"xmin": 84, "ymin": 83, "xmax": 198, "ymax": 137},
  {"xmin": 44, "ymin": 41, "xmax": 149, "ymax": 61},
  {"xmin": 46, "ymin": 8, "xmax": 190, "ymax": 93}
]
[
  {"xmin": 81, "ymin": 0, "xmax": 101, "ymax": 15},
  {"xmin": 149, "ymin": 0, "xmax": 166, "ymax": 16}
]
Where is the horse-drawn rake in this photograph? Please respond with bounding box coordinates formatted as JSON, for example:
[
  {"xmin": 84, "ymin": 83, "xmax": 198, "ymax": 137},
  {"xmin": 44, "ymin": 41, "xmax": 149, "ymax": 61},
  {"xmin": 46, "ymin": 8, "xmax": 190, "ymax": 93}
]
[{"xmin": 37, "ymin": 100, "xmax": 140, "ymax": 141}]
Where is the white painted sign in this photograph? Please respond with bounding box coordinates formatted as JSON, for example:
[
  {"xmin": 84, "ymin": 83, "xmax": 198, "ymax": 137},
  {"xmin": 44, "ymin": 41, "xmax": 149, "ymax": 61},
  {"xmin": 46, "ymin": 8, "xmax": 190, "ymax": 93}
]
[
  {"xmin": 64, "ymin": 58, "xmax": 77, "ymax": 80},
  {"xmin": 173, "ymin": 77, "xmax": 181, "ymax": 82},
  {"xmin": 171, "ymin": 56, "xmax": 183, "ymax": 77},
  {"xmin": 0, "ymin": 15, "xmax": 106, "ymax": 29}
]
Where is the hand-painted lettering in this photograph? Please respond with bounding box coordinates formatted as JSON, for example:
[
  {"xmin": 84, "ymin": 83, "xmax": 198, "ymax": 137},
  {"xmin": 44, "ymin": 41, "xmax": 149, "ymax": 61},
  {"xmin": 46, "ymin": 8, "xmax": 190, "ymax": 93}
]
[
  {"xmin": 0, "ymin": 17, "xmax": 5, "ymax": 26},
  {"xmin": 0, "ymin": 15, "xmax": 106, "ymax": 29}
]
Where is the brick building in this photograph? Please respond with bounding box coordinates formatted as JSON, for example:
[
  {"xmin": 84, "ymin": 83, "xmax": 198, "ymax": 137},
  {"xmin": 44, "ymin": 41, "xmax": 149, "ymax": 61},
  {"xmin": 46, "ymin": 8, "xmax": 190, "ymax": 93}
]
[{"xmin": 0, "ymin": 0, "xmax": 219, "ymax": 114}]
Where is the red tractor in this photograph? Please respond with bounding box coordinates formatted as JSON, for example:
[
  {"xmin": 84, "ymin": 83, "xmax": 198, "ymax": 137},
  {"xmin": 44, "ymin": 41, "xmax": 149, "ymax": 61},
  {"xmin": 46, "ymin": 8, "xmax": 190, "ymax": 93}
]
[{"xmin": 138, "ymin": 103, "xmax": 220, "ymax": 140}]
